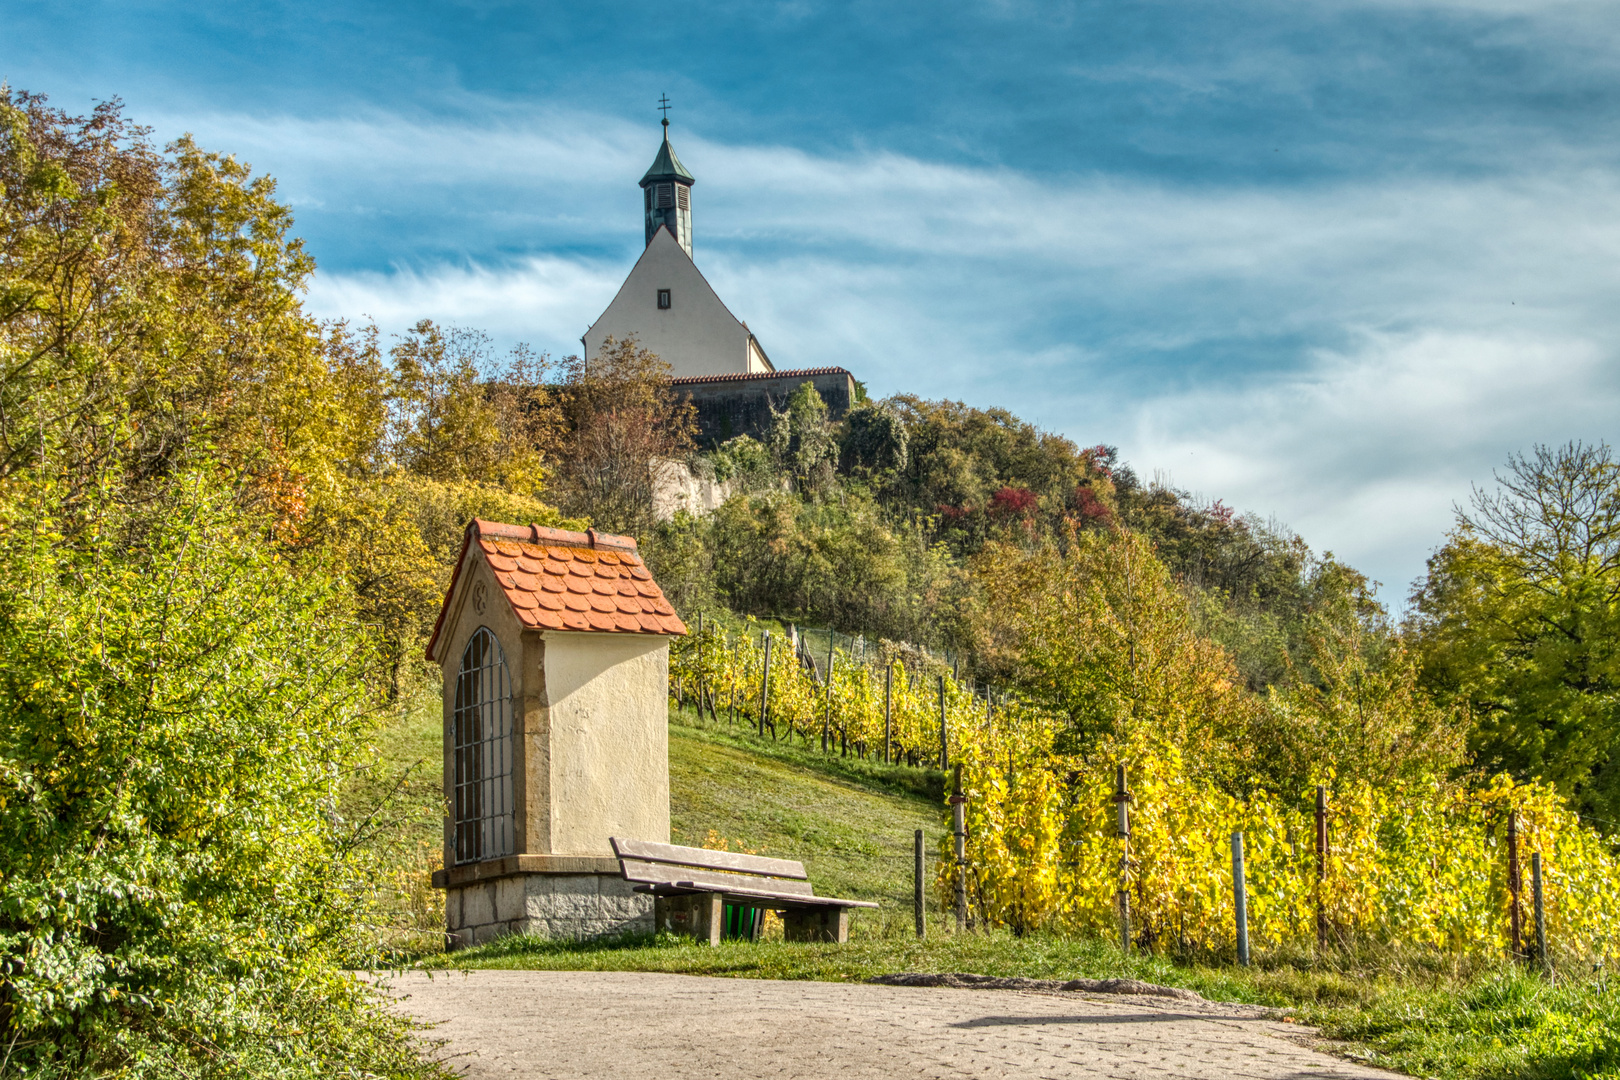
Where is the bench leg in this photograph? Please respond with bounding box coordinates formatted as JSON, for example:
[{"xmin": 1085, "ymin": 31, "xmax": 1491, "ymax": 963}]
[
  {"xmin": 655, "ymin": 893, "xmax": 724, "ymax": 945},
  {"xmin": 783, "ymin": 907, "xmax": 850, "ymax": 943}
]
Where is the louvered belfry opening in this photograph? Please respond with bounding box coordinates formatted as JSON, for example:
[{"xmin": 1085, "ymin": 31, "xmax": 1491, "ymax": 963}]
[{"xmin": 453, "ymin": 627, "xmax": 514, "ymax": 865}]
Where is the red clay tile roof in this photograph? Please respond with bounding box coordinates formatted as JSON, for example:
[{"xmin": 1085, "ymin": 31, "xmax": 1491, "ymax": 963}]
[
  {"xmin": 425, "ymin": 519, "xmax": 687, "ymax": 660},
  {"xmin": 668, "ymin": 366, "xmax": 852, "ymax": 386}
]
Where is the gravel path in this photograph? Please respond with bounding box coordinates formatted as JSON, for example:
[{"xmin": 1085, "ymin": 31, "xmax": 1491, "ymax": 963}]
[{"xmin": 384, "ymin": 969, "xmax": 1398, "ymax": 1079}]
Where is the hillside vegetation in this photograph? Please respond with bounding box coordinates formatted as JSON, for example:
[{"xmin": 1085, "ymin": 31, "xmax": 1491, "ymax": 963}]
[
  {"xmin": 429, "ymin": 705, "xmax": 1620, "ymax": 1080},
  {"xmin": 5, "ymin": 87, "xmax": 1620, "ymax": 1080}
]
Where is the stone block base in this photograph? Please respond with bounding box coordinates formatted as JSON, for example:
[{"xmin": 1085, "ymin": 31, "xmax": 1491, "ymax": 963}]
[{"xmin": 444, "ymin": 870, "xmax": 654, "ymax": 949}]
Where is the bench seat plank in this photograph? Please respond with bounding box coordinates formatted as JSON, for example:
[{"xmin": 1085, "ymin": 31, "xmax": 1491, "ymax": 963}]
[
  {"xmin": 610, "ymin": 836, "xmax": 880, "ymax": 944},
  {"xmin": 611, "ymin": 838, "xmax": 809, "ymax": 880},
  {"xmin": 619, "ymin": 858, "xmax": 817, "ymax": 897},
  {"xmin": 632, "ymin": 882, "xmax": 880, "ymax": 909}
]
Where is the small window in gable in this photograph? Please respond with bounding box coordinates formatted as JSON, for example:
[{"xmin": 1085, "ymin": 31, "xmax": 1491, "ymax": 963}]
[{"xmin": 657, "ymin": 289, "xmax": 671, "ymax": 310}]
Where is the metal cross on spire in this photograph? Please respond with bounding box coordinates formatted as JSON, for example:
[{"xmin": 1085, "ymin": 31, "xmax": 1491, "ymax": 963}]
[{"xmin": 658, "ymin": 94, "xmax": 672, "ymax": 127}]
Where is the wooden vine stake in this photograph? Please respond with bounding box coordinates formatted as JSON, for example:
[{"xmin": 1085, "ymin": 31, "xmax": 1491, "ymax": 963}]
[
  {"xmin": 914, "ymin": 829, "xmax": 926, "ymax": 939},
  {"xmin": 951, "ymin": 765, "xmax": 968, "ymax": 933},
  {"xmin": 821, "ymin": 653, "xmax": 834, "ymax": 752},
  {"xmin": 1532, "ymin": 851, "xmax": 1549, "ymax": 974},
  {"xmin": 1508, "ymin": 809, "xmax": 1523, "ymax": 960},
  {"xmin": 1315, "ymin": 785, "xmax": 1328, "ymax": 950},
  {"xmin": 1114, "ymin": 763, "xmax": 1132, "ymax": 953},
  {"xmin": 883, "ymin": 663, "xmax": 893, "ymax": 765},
  {"xmin": 759, "ymin": 633, "xmax": 772, "ymax": 738},
  {"xmin": 728, "ymin": 639, "xmax": 738, "ymax": 724},
  {"xmin": 1232, "ymin": 831, "xmax": 1250, "ymax": 966}
]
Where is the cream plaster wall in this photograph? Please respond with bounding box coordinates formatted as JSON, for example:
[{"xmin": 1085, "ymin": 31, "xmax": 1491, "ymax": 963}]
[
  {"xmin": 582, "ymin": 228, "xmax": 763, "ymax": 378},
  {"xmin": 539, "ymin": 631, "xmax": 671, "ymax": 855},
  {"xmin": 746, "ymin": 335, "xmax": 772, "ymax": 374}
]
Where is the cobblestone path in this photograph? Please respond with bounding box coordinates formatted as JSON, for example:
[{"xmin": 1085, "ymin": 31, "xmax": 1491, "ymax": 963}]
[{"xmin": 385, "ymin": 969, "xmax": 1398, "ymax": 1079}]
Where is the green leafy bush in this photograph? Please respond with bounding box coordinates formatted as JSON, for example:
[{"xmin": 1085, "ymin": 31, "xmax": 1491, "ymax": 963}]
[{"xmin": 0, "ymin": 479, "xmax": 441, "ymax": 1078}]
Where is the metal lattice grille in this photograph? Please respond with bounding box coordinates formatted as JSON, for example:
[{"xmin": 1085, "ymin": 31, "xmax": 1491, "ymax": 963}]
[{"xmin": 453, "ymin": 628, "xmax": 514, "ymax": 866}]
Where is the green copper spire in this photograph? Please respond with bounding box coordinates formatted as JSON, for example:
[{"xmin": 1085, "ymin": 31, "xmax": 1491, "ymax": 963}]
[
  {"xmin": 640, "ymin": 120, "xmax": 695, "ymax": 186},
  {"xmin": 640, "ymin": 104, "xmax": 695, "ymax": 255}
]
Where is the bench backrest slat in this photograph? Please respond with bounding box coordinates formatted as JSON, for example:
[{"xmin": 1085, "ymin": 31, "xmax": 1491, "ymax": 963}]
[
  {"xmin": 611, "ymin": 838, "xmax": 808, "ymax": 881},
  {"xmin": 618, "ymin": 858, "xmax": 817, "ymax": 897}
]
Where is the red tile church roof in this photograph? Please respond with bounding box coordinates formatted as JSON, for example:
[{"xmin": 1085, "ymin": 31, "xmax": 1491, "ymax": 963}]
[
  {"xmin": 668, "ymin": 366, "xmax": 851, "ymax": 386},
  {"xmin": 425, "ymin": 519, "xmax": 687, "ymax": 660}
]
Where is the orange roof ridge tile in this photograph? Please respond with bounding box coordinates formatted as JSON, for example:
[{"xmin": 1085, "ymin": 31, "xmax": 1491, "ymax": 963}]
[{"xmin": 471, "ymin": 517, "xmax": 639, "ymax": 553}]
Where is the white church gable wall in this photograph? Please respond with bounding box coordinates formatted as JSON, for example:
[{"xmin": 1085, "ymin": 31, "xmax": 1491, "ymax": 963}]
[{"xmin": 583, "ymin": 229, "xmax": 752, "ymax": 379}]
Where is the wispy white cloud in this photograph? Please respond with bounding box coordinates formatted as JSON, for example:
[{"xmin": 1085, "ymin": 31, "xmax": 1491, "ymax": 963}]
[
  {"xmin": 237, "ymin": 105, "xmax": 1620, "ymax": 603},
  {"xmin": 1131, "ymin": 330, "xmax": 1620, "ymax": 595},
  {"xmin": 305, "ymin": 256, "xmax": 624, "ymax": 351}
]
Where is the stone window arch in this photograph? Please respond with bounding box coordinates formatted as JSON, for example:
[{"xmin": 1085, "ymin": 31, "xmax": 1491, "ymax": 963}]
[{"xmin": 453, "ymin": 627, "xmax": 514, "ymax": 865}]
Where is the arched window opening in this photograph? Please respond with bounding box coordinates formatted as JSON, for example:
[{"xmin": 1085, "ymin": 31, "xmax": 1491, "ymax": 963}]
[{"xmin": 453, "ymin": 627, "xmax": 514, "ymax": 865}]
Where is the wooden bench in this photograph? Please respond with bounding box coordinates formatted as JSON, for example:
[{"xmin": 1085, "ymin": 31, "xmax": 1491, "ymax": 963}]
[{"xmin": 610, "ymin": 837, "xmax": 878, "ymax": 944}]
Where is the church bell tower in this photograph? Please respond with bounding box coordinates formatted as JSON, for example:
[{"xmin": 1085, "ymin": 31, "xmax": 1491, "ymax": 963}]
[{"xmin": 640, "ymin": 113, "xmax": 695, "ymax": 257}]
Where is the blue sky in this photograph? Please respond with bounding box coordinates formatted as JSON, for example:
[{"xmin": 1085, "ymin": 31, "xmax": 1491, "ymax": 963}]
[{"xmin": 7, "ymin": 0, "xmax": 1620, "ymax": 604}]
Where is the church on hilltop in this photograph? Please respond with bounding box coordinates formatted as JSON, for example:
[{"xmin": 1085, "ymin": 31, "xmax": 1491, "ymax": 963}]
[{"xmin": 582, "ymin": 112, "xmax": 856, "ymax": 444}]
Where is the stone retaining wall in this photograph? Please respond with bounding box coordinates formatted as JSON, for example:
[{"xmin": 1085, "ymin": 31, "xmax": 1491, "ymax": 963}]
[
  {"xmin": 446, "ymin": 871, "xmax": 655, "ymax": 947},
  {"xmin": 671, "ymin": 367, "xmax": 857, "ymax": 445}
]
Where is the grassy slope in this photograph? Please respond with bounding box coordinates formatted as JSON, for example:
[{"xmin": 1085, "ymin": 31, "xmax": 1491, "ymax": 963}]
[
  {"xmin": 374, "ymin": 697, "xmax": 1620, "ymax": 1080},
  {"xmin": 668, "ymin": 708, "xmax": 948, "ymax": 938}
]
